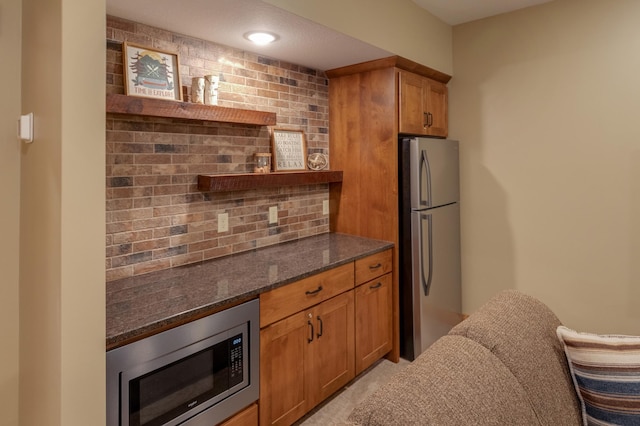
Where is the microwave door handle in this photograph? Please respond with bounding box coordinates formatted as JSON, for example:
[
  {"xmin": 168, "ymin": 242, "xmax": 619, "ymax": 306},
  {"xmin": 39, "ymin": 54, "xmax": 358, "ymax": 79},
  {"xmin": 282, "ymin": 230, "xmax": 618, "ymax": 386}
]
[
  {"xmin": 420, "ymin": 213, "xmax": 434, "ymax": 296},
  {"xmin": 420, "ymin": 150, "xmax": 432, "ymax": 208}
]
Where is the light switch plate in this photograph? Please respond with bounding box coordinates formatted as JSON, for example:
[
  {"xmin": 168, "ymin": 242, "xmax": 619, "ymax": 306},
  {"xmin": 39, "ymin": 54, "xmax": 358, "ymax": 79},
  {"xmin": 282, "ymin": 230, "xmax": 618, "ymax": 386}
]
[
  {"xmin": 268, "ymin": 206, "xmax": 278, "ymax": 224},
  {"xmin": 218, "ymin": 213, "xmax": 229, "ymax": 232},
  {"xmin": 18, "ymin": 113, "xmax": 34, "ymax": 143},
  {"xmin": 322, "ymin": 200, "xmax": 329, "ymax": 215}
]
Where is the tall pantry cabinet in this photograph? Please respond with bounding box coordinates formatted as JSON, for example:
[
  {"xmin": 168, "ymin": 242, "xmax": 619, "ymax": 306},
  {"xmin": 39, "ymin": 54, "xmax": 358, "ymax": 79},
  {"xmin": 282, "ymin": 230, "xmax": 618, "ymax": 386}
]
[{"xmin": 326, "ymin": 56, "xmax": 451, "ymax": 361}]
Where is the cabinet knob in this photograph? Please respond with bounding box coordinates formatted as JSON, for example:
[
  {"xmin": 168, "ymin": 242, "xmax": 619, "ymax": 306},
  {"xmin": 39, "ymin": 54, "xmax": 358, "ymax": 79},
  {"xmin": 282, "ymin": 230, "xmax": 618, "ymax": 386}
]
[{"xmin": 368, "ymin": 263, "xmax": 382, "ymax": 270}]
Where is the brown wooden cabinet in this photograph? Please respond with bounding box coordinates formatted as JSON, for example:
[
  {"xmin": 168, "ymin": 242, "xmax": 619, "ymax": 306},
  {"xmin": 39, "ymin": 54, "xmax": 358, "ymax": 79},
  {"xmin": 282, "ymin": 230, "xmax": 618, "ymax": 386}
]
[
  {"xmin": 354, "ymin": 250, "xmax": 393, "ymax": 374},
  {"xmin": 258, "ymin": 250, "xmax": 394, "ymax": 425},
  {"xmin": 260, "ymin": 293, "xmax": 354, "ymax": 426},
  {"xmin": 307, "ymin": 292, "xmax": 355, "ymax": 404},
  {"xmin": 326, "ymin": 56, "xmax": 451, "ymax": 362},
  {"xmin": 399, "ymin": 71, "xmax": 448, "ymax": 137},
  {"xmin": 260, "ymin": 309, "xmax": 312, "ymax": 426},
  {"xmin": 259, "ymin": 267, "xmax": 355, "ymax": 426}
]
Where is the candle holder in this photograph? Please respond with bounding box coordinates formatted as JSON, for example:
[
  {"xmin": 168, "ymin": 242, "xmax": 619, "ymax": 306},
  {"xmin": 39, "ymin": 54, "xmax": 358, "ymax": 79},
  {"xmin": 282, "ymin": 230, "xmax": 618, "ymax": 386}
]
[{"xmin": 254, "ymin": 153, "xmax": 272, "ymax": 173}]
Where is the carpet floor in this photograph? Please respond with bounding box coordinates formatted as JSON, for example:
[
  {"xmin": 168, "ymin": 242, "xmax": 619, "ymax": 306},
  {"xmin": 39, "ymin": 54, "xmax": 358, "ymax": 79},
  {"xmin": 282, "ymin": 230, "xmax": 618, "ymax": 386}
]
[{"xmin": 294, "ymin": 358, "xmax": 411, "ymax": 425}]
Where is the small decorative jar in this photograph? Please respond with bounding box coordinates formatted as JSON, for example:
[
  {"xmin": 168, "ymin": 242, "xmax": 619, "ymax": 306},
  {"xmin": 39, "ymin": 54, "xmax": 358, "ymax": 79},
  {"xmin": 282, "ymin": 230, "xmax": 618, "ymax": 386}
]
[
  {"xmin": 254, "ymin": 153, "xmax": 272, "ymax": 173},
  {"xmin": 204, "ymin": 75, "xmax": 219, "ymax": 106}
]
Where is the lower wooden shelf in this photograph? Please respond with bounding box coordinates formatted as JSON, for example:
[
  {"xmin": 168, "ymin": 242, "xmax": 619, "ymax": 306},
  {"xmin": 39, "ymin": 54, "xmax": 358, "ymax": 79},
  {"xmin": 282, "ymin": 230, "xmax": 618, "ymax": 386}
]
[{"xmin": 197, "ymin": 170, "xmax": 343, "ymax": 192}]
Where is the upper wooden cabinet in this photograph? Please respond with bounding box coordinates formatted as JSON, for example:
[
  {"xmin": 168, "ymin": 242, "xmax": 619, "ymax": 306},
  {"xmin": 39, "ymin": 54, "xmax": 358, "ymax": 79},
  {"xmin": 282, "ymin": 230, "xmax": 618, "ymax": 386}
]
[
  {"xmin": 398, "ymin": 71, "xmax": 448, "ymax": 137},
  {"xmin": 326, "ymin": 55, "xmax": 451, "ymax": 140}
]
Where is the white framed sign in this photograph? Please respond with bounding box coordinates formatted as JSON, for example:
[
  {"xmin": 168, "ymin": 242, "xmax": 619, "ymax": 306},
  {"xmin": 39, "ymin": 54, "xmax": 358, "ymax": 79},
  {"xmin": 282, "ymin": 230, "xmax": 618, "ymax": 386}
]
[{"xmin": 270, "ymin": 128, "xmax": 308, "ymax": 171}]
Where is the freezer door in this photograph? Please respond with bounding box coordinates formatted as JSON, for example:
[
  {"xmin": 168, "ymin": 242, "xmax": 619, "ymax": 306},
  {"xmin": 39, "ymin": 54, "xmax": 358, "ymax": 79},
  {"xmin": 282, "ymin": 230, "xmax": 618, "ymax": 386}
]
[
  {"xmin": 410, "ymin": 203, "xmax": 462, "ymax": 359},
  {"xmin": 408, "ymin": 138, "xmax": 459, "ymax": 209}
]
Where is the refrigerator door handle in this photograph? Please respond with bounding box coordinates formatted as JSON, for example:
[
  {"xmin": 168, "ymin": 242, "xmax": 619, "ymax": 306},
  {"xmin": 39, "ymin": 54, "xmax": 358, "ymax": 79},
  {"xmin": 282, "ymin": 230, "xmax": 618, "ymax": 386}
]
[
  {"xmin": 420, "ymin": 213, "xmax": 434, "ymax": 296},
  {"xmin": 420, "ymin": 150, "xmax": 432, "ymax": 208}
]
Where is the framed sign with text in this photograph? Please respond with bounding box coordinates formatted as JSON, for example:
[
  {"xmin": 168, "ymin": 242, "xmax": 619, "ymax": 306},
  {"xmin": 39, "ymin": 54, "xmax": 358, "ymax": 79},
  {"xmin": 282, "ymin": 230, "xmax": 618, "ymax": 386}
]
[
  {"xmin": 270, "ymin": 128, "xmax": 308, "ymax": 171},
  {"xmin": 123, "ymin": 42, "xmax": 183, "ymax": 101}
]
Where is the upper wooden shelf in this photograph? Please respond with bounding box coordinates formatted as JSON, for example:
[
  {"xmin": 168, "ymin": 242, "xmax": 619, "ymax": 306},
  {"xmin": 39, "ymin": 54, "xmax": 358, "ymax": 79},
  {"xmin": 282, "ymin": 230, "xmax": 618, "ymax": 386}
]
[
  {"xmin": 106, "ymin": 93, "xmax": 277, "ymax": 126},
  {"xmin": 197, "ymin": 170, "xmax": 343, "ymax": 192}
]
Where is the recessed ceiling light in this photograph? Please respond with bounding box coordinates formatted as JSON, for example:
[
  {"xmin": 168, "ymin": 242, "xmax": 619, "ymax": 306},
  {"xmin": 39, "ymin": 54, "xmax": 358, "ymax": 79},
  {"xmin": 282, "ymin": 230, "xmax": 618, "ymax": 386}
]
[{"xmin": 244, "ymin": 31, "xmax": 279, "ymax": 46}]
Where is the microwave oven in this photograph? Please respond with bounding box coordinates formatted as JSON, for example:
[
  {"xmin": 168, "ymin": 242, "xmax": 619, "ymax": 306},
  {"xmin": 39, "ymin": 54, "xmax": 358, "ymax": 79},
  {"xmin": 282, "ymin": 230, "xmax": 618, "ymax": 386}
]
[{"xmin": 107, "ymin": 299, "xmax": 259, "ymax": 426}]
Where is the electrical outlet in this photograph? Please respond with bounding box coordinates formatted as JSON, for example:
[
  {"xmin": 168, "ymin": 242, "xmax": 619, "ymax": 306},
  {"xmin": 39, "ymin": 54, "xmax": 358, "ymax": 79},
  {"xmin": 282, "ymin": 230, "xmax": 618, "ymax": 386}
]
[
  {"xmin": 322, "ymin": 200, "xmax": 329, "ymax": 215},
  {"xmin": 218, "ymin": 213, "xmax": 229, "ymax": 232},
  {"xmin": 268, "ymin": 206, "xmax": 278, "ymax": 224}
]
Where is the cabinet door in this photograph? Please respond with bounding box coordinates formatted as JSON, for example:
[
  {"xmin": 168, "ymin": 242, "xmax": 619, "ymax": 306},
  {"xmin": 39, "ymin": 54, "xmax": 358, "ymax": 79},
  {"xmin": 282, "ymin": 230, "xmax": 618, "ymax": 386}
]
[
  {"xmin": 399, "ymin": 71, "xmax": 427, "ymax": 135},
  {"xmin": 425, "ymin": 80, "xmax": 448, "ymax": 137},
  {"xmin": 355, "ymin": 273, "xmax": 393, "ymax": 374},
  {"xmin": 308, "ymin": 291, "xmax": 355, "ymax": 407},
  {"xmin": 399, "ymin": 71, "xmax": 448, "ymax": 138},
  {"xmin": 260, "ymin": 311, "xmax": 310, "ymax": 426}
]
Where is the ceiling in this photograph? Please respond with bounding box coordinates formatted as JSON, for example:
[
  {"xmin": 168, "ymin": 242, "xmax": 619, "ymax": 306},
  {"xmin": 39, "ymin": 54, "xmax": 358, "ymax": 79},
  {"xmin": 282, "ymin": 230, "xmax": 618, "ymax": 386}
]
[
  {"xmin": 412, "ymin": 0, "xmax": 554, "ymax": 25},
  {"xmin": 106, "ymin": 0, "xmax": 392, "ymax": 71},
  {"xmin": 106, "ymin": 0, "xmax": 553, "ymax": 71}
]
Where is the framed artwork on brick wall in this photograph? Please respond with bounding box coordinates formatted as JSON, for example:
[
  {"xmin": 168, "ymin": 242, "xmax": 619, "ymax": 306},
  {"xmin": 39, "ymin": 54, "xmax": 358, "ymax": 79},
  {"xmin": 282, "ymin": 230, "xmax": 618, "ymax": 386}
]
[
  {"xmin": 270, "ymin": 128, "xmax": 308, "ymax": 171},
  {"xmin": 122, "ymin": 42, "xmax": 183, "ymax": 101}
]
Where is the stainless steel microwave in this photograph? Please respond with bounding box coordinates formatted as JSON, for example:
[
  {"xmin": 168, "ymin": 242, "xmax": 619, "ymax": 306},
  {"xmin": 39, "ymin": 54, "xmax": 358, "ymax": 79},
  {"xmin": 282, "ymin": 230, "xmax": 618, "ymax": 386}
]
[{"xmin": 107, "ymin": 299, "xmax": 259, "ymax": 426}]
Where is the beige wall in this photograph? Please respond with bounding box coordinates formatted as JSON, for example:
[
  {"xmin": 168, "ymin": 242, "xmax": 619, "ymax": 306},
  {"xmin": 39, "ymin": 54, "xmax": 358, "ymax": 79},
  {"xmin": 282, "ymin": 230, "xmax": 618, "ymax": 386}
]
[
  {"xmin": 20, "ymin": 0, "xmax": 105, "ymax": 424},
  {"xmin": 263, "ymin": 0, "xmax": 453, "ymax": 75},
  {"xmin": 1, "ymin": 0, "xmax": 22, "ymax": 424},
  {"xmin": 451, "ymin": 0, "xmax": 640, "ymax": 334}
]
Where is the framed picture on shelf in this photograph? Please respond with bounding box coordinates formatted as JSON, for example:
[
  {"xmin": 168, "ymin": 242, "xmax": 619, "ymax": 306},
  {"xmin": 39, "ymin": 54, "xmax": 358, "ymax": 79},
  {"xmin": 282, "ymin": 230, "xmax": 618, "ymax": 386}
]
[
  {"xmin": 270, "ymin": 128, "xmax": 308, "ymax": 171},
  {"xmin": 122, "ymin": 42, "xmax": 182, "ymax": 101}
]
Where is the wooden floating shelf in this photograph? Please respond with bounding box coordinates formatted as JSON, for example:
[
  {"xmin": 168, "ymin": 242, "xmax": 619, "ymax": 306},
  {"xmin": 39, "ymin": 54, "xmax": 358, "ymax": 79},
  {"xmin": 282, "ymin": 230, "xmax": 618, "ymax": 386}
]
[
  {"xmin": 197, "ymin": 171, "xmax": 343, "ymax": 192},
  {"xmin": 106, "ymin": 93, "xmax": 277, "ymax": 126}
]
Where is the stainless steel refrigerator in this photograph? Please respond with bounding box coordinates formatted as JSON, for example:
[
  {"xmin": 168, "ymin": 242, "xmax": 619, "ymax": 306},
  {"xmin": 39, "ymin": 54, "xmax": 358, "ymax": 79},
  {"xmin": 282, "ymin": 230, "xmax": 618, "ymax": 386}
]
[{"xmin": 399, "ymin": 137, "xmax": 462, "ymax": 361}]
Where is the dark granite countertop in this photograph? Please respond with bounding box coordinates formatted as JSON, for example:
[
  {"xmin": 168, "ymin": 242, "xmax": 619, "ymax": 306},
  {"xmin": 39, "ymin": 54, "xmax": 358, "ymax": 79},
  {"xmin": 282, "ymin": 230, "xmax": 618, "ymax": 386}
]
[{"xmin": 106, "ymin": 233, "xmax": 393, "ymax": 350}]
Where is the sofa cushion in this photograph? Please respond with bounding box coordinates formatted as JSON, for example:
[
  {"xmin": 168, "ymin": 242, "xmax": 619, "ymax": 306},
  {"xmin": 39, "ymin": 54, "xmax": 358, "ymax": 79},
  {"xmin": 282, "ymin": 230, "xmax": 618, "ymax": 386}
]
[
  {"xmin": 347, "ymin": 334, "xmax": 540, "ymax": 425},
  {"xmin": 449, "ymin": 290, "xmax": 582, "ymax": 425},
  {"xmin": 557, "ymin": 326, "xmax": 640, "ymax": 426}
]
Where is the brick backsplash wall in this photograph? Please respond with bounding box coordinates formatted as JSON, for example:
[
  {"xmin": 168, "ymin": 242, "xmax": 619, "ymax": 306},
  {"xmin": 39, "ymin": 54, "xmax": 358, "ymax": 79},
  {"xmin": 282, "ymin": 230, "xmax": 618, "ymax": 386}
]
[{"xmin": 106, "ymin": 15, "xmax": 330, "ymax": 282}]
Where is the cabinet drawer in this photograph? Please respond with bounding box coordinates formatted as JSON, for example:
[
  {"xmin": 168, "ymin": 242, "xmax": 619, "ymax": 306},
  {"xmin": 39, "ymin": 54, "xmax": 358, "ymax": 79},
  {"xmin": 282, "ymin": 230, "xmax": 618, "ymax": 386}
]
[
  {"xmin": 355, "ymin": 249, "xmax": 392, "ymax": 286},
  {"xmin": 218, "ymin": 403, "xmax": 258, "ymax": 426},
  {"xmin": 260, "ymin": 263, "xmax": 354, "ymax": 327}
]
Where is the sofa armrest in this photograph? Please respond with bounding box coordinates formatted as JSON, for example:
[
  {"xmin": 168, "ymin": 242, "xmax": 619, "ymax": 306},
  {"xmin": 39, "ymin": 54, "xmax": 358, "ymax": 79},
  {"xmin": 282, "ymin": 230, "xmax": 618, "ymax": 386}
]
[
  {"xmin": 348, "ymin": 335, "xmax": 539, "ymax": 425},
  {"xmin": 449, "ymin": 290, "xmax": 581, "ymax": 425}
]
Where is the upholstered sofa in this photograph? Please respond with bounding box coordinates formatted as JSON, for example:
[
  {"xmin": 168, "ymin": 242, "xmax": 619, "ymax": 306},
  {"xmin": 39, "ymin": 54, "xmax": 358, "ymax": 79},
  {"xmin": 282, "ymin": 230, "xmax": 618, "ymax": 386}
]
[{"xmin": 347, "ymin": 290, "xmax": 583, "ymax": 425}]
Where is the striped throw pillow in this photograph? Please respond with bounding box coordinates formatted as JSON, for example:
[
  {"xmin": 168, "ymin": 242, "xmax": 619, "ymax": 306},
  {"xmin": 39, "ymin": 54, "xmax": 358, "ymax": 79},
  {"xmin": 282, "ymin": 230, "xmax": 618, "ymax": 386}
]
[{"xmin": 556, "ymin": 326, "xmax": 640, "ymax": 426}]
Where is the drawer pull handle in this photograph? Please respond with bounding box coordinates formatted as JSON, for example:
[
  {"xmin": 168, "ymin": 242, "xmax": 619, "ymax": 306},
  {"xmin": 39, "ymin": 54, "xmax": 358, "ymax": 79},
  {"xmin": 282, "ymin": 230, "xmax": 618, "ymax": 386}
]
[
  {"xmin": 305, "ymin": 286, "xmax": 323, "ymax": 296},
  {"xmin": 369, "ymin": 263, "xmax": 382, "ymax": 270},
  {"xmin": 369, "ymin": 282, "xmax": 383, "ymax": 290},
  {"xmin": 317, "ymin": 316, "xmax": 323, "ymax": 338},
  {"xmin": 308, "ymin": 320, "xmax": 314, "ymax": 343}
]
